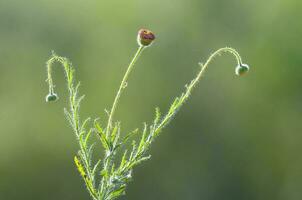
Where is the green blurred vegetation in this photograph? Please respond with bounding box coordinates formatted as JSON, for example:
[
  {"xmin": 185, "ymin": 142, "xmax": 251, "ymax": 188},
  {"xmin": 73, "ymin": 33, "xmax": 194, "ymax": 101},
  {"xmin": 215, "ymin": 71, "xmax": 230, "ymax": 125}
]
[{"xmin": 0, "ymin": 0, "xmax": 301, "ymax": 199}]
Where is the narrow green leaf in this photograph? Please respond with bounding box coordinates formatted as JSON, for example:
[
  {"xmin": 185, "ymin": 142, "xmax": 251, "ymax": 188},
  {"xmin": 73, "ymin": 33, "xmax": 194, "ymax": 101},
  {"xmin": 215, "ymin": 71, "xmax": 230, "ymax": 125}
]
[
  {"xmin": 129, "ymin": 140, "xmax": 137, "ymax": 161},
  {"xmin": 94, "ymin": 120, "xmax": 111, "ymax": 151},
  {"xmin": 154, "ymin": 107, "xmax": 161, "ymax": 126},
  {"xmin": 81, "ymin": 117, "xmax": 91, "ymax": 132},
  {"xmin": 128, "ymin": 155, "xmax": 151, "ymax": 169},
  {"xmin": 119, "ymin": 150, "xmax": 128, "ymax": 169},
  {"xmin": 84, "ymin": 129, "xmax": 92, "ymax": 147},
  {"xmin": 75, "ymin": 95, "xmax": 85, "ymax": 108},
  {"xmin": 122, "ymin": 129, "xmax": 138, "ymax": 144},
  {"xmin": 108, "ymin": 186, "xmax": 126, "ymax": 200},
  {"xmin": 113, "ymin": 123, "xmax": 121, "ymax": 147},
  {"xmin": 92, "ymin": 159, "xmax": 101, "ymax": 176},
  {"xmin": 64, "ymin": 108, "xmax": 73, "ymax": 127},
  {"xmin": 110, "ymin": 124, "xmax": 118, "ymax": 144},
  {"xmin": 137, "ymin": 123, "xmax": 147, "ymax": 153},
  {"xmin": 100, "ymin": 169, "xmax": 108, "ymax": 178},
  {"xmin": 74, "ymin": 155, "xmax": 87, "ymax": 178}
]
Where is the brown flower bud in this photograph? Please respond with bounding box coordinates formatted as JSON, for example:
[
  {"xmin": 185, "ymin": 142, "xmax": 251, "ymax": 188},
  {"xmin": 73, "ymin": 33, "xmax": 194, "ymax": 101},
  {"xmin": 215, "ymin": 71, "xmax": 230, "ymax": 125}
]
[{"xmin": 137, "ymin": 29, "xmax": 155, "ymax": 47}]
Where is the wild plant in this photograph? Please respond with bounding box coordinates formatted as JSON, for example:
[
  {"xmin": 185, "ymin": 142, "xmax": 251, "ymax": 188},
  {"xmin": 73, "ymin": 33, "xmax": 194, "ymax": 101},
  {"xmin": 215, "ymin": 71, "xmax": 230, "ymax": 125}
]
[{"xmin": 44, "ymin": 29, "xmax": 249, "ymax": 200}]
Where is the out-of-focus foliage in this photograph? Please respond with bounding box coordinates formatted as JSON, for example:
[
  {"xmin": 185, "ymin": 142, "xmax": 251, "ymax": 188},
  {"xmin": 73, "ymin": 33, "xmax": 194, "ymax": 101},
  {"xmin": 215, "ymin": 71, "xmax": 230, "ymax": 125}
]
[{"xmin": 0, "ymin": 0, "xmax": 301, "ymax": 200}]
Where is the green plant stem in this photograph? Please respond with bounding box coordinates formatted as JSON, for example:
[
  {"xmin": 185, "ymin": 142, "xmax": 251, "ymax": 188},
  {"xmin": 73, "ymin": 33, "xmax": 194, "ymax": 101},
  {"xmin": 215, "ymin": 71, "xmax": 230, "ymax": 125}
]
[
  {"xmin": 153, "ymin": 47, "xmax": 243, "ymax": 135},
  {"xmin": 105, "ymin": 46, "xmax": 145, "ymax": 136},
  {"xmin": 187, "ymin": 47, "xmax": 242, "ymax": 99},
  {"xmin": 182, "ymin": 47, "xmax": 242, "ymax": 103},
  {"xmin": 46, "ymin": 54, "xmax": 98, "ymax": 200}
]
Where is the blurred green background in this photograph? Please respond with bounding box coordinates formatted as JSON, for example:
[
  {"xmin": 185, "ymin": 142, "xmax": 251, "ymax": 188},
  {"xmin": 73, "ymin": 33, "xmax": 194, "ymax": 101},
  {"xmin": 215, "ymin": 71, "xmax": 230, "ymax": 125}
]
[{"xmin": 0, "ymin": 0, "xmax": 302, "ymax": 199}]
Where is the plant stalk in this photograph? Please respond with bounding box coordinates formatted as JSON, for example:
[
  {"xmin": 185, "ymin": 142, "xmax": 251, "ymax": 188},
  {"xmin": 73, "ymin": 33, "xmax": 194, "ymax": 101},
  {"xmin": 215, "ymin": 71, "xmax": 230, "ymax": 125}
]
[{"xmin": 105, "ymin": 46, "xmax": 145, "ymax": 136}]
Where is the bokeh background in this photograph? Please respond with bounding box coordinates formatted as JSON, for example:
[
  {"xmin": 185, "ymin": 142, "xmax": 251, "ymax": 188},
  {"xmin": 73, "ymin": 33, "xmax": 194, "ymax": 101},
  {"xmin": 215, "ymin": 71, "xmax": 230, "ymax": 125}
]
[{"xmin": 0, "ymin": 0, "xmax": 302, "ymax": 199}]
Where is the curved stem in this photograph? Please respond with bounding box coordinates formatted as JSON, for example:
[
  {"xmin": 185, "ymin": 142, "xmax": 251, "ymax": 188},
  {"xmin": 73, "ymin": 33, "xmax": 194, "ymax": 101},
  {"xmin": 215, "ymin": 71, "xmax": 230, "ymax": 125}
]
[
  {"xmin": 105, "ymin": 46, "xmax": 145, "ymax": 136},
  {"xmin": 154, "ymin": 47, "xmax": 244, "ymax": 135},
  {"xmin": 185, "ymin": 47, "xmax": 242, "ymax": 99},
  {"xmin": 46, "ymin": 54, "xmax": 73, "ymax": 95},
  {"xmin": 46, "ymin": 57, "xmax": 59, "ymax": 94},
  {"xmin": 46, "ymin": 53, "xmax": 98, "ymax": 200}
]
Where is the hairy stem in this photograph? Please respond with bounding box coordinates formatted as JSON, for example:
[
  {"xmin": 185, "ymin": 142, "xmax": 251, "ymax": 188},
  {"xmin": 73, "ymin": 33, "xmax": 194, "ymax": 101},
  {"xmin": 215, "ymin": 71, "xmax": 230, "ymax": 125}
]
[
  {"xmin": 46, "ymin": 54, "xmax": 98, "ymax": 200},
  {"xmin": 106, "ymin": 46, "xmax": 145, "ymax": 136},
  {"xmin": 182, "ymin": 47, "xmax": 243, "ymax": 104},
  {"xmin": 153, "ymin": 47, "xmax": 244, "ymax": 135}
]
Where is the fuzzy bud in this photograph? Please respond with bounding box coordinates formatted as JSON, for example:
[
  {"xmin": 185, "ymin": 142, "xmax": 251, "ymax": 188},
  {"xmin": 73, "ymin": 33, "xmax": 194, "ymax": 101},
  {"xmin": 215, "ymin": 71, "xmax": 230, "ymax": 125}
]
[
  {"xmin": 46, "ymin": 93, "xmax": 58, "ymax": 102},
  {"xmin": 137, "ymin": 29, "xmax": 155, "ymax": 47},
  {"xmin": 235, "ymin": 63, "xmax": 249, "ymax": 76}
]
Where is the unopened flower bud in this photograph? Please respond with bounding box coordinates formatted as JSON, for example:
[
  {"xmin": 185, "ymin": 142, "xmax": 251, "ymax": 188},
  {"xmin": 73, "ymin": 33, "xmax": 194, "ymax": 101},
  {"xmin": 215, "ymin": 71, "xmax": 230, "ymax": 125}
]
[
  {"xmin": 137, "ymin": 29, "xmax": 155, "ymax": 47},
  {"xmin": 46, "ymin": 93, "xmax": 58, "ymax": 102},
  {"xmin": 235, "ymin": 63, "xmax": 249, "ymax": 76}
]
